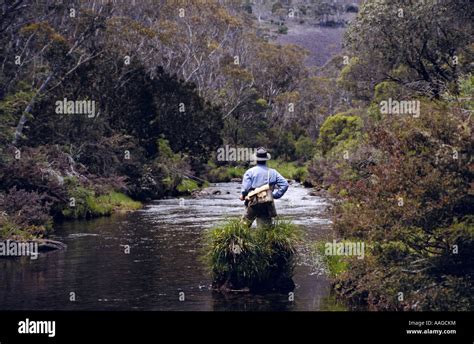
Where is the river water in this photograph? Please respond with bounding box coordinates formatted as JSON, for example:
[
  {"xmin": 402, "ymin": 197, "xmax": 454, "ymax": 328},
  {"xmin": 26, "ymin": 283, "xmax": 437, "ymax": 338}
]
[{"xmin": 0, "ymin": 182, "xmax": 347, "ymax": 311}]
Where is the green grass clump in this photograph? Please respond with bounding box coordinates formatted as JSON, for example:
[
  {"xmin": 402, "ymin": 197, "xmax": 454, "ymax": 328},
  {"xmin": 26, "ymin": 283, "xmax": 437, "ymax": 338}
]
[
  {"xmin": 314, "ymin": 242, "xmax": 349, "ymax": 278},
  {"xmin": 96, "ymin": 192, "xmax": 142, "ymax": 211},
  {"xmin": 203, "ymin": 218, "xmax": 302, "ymax": 292},
  {"xmin": 176, "ymin": 178, "xmax": 200, "ymax": 194},
  {"xmin": 86, "ymin": 194, "xmax": 114, "ymax": 216},
  {"xmin": 62, "ymin": 187, "xmax": 141, "ymax": 219},
  {"xmin": 62, "ymin": 186, "xmax": 98, "ymax": 219}
]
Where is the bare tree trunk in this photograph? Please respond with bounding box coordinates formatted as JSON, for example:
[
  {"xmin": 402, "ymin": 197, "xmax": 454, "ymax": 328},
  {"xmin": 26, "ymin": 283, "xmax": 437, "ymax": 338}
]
[{"xmin": 12, "ymin": 72, "xmax": 53, "ymax": 145}]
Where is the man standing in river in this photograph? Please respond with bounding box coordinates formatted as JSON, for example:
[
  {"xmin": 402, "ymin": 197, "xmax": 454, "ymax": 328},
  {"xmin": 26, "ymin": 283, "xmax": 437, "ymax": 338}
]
[{"xmin": 239, "ymin": 147, "xmax": 289, "ymax": 227}]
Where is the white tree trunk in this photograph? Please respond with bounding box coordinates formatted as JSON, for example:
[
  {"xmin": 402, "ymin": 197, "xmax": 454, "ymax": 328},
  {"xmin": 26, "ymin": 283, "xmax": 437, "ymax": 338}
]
[{"xmin": 12, "ymin": 72, "xmax": 53, "ymax": 145}]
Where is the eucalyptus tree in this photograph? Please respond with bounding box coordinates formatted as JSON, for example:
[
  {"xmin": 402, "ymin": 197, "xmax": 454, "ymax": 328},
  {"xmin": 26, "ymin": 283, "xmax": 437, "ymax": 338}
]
[{"xmin": 344, "ymin": 0, "xmax": 473, "ymax": 97}]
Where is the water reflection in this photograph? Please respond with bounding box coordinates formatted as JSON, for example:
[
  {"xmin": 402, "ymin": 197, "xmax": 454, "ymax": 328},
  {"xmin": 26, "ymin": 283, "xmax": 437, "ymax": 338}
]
[{"xmin": 0, "ymin": 183, "xmax": 346, "ymax": 311}]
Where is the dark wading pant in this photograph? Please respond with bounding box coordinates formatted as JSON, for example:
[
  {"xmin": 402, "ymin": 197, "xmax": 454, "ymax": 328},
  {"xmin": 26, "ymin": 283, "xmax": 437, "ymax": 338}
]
[{"xmin": 242, "ymin": 201, "xmax": 277, "ymax": 228}]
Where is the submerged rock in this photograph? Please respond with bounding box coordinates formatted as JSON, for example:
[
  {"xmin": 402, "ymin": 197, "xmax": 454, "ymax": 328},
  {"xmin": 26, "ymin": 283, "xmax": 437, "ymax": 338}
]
[{"xmin": 191, "ymin": 190, "xmax": 210, "ymax": 198}]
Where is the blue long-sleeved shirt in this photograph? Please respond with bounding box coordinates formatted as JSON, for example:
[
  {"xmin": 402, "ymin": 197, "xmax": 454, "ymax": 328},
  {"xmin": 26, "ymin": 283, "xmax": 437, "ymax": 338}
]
[{"xmin": 241, "ymin": 164, "xmax": 289, "ymax": 199}]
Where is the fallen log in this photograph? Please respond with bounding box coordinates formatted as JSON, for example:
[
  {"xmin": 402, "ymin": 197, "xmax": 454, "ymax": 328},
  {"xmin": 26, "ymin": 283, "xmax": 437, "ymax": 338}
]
[{"xmin": 36, "ymin": 239, "xmax": 67, "ymax": 252}]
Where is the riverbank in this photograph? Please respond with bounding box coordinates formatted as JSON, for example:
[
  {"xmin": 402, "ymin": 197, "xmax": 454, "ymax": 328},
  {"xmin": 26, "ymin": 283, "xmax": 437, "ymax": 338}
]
[{"xmin": 0, "ymin": 187, "xmax": 143, "ymax": 242}]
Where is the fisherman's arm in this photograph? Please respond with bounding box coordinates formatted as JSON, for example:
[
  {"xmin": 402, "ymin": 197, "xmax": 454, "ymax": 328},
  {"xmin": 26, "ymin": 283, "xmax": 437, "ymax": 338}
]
[
  {"xmin": 240, "ymin": 170, "xmax": 252, "ymax": 200},
  {"xmin": 272, "ymin": 171, "xmax": 289, "ymax": 199}
]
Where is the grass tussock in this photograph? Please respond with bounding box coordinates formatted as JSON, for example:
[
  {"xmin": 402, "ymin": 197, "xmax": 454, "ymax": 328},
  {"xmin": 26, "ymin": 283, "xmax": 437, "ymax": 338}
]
[
  {"xmin": 314, "ymin": 242, "xmax": 349, "ymax": 278},
  {"xmin": 176, "ymin": 178, "xmax": 200, "ymax": 194},
  {"xmin": 62, "ymin": 189, "xmax": 142, "ymax": 219},
  {"xmin": 202, "ymin": 218, "xmax": 302, "ymax": 292}
]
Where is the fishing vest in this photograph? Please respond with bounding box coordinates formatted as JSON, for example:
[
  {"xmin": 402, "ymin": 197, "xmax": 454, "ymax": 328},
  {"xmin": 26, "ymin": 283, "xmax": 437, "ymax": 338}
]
[{"xmin": 245, "ymin": 169, "xmax": 274, "ymax": 206}]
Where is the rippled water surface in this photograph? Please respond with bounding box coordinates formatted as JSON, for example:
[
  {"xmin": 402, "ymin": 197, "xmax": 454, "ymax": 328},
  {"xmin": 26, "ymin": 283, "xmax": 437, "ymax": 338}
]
[{"xmin": 0, "ymin": 182, "xmax": 345, "ymax": 311}]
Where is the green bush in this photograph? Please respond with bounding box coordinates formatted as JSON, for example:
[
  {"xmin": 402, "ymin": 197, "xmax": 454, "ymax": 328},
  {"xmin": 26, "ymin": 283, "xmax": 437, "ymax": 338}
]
[
  {"xmin": 62, "ymin": 185, "xmax": 97, "ymax": 219},
  {"xmin": 62, "ymin": 179, "xmax": 141, "ymax": 219},
  {"xmin": 330, "ymin": 100, "xmax": 473, "ymax": 311},
  {"xmin": 294, "ymin": 136, "xmax": 315, "ymax": 160},
  {"xmin": 202, "ymin": 218, "xmax": 301, "ymax": 292},
  {"xmin": 176, "ymin": 178, "xmax": 199, "ymax": 194},
  {"xmin": 317, "ymin": 112, "xmax": 363, "ymax": 156}
]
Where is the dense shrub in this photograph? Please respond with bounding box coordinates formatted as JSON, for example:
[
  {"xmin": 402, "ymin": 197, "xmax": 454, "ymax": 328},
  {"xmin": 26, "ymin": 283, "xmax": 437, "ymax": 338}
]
[
  {"xmin": 0, "ymin": 187, "xmax": 52, "ymax": 239},
  {"xmin": 322, "ymin": 99, "xmax": 473, "ymax": 310},
  {"xmin": 317, "ymin": 112, "xmax": 363, "ymax": 156}
]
